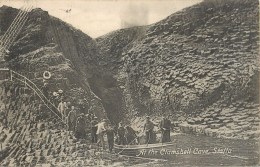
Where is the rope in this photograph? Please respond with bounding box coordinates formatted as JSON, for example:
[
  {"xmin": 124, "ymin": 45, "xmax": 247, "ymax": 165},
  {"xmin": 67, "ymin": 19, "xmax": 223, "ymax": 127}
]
[
  {"xmin": 2, "ymin": 9, "xmax": 27, "ymax": 47},
  {"xmin": 5, "ymin": 6, "xmax": 33, "ymax": 50},
  {"xmin": 0, "ymin": 7, "xmax": 25, "ymax": 44},
  {"xmin": 5, "ymin": 8, "xmax": 31, "ymax": 49},
  {"xmin": 1, "ymin": 7, "xmax": 30, "ymax": 48},
  {"xmin": 0, "ymin": 4, "xmax": 32, "ymax": 61}
]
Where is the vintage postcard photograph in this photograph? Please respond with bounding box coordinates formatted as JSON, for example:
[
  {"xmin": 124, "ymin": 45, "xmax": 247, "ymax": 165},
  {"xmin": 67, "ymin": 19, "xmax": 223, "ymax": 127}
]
[{"xmin": 0, "ymin": 0, "xmax": 259, "ymax": 166}]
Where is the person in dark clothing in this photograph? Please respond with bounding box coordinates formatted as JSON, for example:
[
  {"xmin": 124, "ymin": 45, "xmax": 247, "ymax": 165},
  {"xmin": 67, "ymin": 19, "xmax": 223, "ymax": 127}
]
[
  {"xmin": 75, "ymin": 113, "xmax": 87, "ymax": 139},
  {"xmin": 67, "ymin": 106, "xmax": 77, "ymax": 132},
  {"xmin": 125, "ymin": 126, "xmax": 138, "ymax": 145},
  {"xmin": 106, "ymin": 124, "xmax": 115, "ymax": 152},
  {"xmin": 90, "ymin": 117, "xmax": 98, "ymax": 143},
  {"xmin": 143, "ymin": 116, "xmax": 155, "ymax": 144},
  {"xmin": 117, "ymin": 122, "xmax": 126, "ymax": 145},
  {"xmin": 159, "ymin": 116, "xmax": 171, "ymax": 143}
]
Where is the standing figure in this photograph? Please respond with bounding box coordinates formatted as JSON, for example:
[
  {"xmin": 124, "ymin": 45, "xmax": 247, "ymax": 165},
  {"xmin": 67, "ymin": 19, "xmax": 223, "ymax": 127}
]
[
  {"xmin": 106, "ymin": 124, "xmax": 115, "ymax": 152},
  {"xmin": 159, "ymin": 116, "xmax": 171, "ymax": 143},
  {"xmin": 67, "ymin": 106, "xmax": 77, "ymax": 132},
  {"xmin": 57, "ymin": 97, "xmax": 68, "ymax": 121},
  {"xmin": 143, "ymin": 116, "xmax": 155, "ymax": 144},
  {"xmin": 75, "ymin": 113, "xmax": 87, "ymax": 139},
  {"xmin": 90, "ymin": 117, "xmax": 98, "ymax": 143},
  {"xmin": 96, "ymin": 119, "xmax": 107, "ymax": 149},
  {"xmin": 42, "ymin": 83, "xmax": 49, "ymax": 99},
  {"xmin": 117, "ymin": 122, "xmax": 126, "ymax": 145},
  {"xmin": 66, "ymin": 102, "xmax": 72, "ymax": 114}
]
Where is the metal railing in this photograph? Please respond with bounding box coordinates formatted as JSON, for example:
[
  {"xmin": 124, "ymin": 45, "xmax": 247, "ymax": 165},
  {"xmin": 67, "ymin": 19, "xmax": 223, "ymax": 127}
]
[{"xmin": 6, "ymin": 69, "xmax": 65, "ymax": 124}]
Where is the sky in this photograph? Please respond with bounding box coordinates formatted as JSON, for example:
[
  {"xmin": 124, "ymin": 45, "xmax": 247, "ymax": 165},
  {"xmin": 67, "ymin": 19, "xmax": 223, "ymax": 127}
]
[{"xmin": 0, "ymin": 0, "xmax": 202, "ymax": 38}]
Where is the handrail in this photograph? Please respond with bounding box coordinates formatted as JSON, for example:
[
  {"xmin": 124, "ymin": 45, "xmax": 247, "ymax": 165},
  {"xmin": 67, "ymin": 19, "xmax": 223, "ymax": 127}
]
[
  {"xmin": 10, "ymin": 70, "xmax": 58, "ymax": 111},
  {"xmin": 7, "ymin": 70, "xmax": 66, "ymax": 124},
  {"xmin": 11, "ymin": 75, "xmax": 64, "ymax": 123}
]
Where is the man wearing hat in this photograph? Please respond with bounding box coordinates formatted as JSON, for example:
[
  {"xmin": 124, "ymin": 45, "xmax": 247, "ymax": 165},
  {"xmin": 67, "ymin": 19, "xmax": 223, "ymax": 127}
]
[
  {"xmin": 159, "ymin": 115, "xmax": 171, "ymax": 143},
  {"xmin": 106, "ymin": 123, "xmax": 115, "ymax": 152},
  {"xmin": 143, "ymin": 116, "xmax": 155, "ymax": 144},
  {"xmin": 117, "ymin": 122, "xmax": 126, "ymax": 145}
]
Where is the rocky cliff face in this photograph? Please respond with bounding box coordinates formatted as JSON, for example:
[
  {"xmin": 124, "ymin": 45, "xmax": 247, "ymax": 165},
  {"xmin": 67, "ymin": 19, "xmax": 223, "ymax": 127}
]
[
  {"xmin": 0, "ymin": 7, "xmax": 126, "ymax": 124},
  {"xmin": 0, "ymin": 0, "xmax": 259, "ymax": 165},
  {"xmin": 0, "ymin": 0, "xmax": 258, "ymax": 143},
  {"xmin": 0, "ymin": 6, "xmax": 128, "ymax": 165},
  {"xmin": 97, "ymin": 0, "xmax": 259, "ymax": 138}
]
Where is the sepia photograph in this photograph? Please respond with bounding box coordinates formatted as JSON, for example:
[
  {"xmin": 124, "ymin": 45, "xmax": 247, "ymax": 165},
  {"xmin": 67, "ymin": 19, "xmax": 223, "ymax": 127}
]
[{"xmin": 0, "ymin": 0, "xmax": 259, "ymax": 166}]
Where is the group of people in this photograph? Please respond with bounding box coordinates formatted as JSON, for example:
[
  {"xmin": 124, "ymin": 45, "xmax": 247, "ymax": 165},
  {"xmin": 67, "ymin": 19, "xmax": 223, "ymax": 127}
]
[
  {"xmin": 144, "ymin": 116, "xmax": 172, "ymax": 144},
  {"xmin": 40, "ymin": 74, "xmax": 173, "ymax": 148},
  {"xmin": 41, "ymin": 83, "xmax": 98, "ymax": 140},
  {"xmin": 116, "ymin": 122, "xmax": 138, "ymax": 145},
  {"xmin": 67, "ymin": 107, "xmax": 97, "ymax": 139},
  {"xmin": 41, "ymin": 82, "xmax": 66, "ymax": 110},
  {"xmin": 41, "ymin": 83, "xmax": 172, "ymax": 150},
  {"xmin": 60, "ymin": 104, "xmax": 173, "ymax": 151},
  {"xmin": 91, "ymin": 119, "xmax": 138, "ymax": 152},
  {"xmin": 90, "ymin": 115, "xmax": 172, "ymax": 152}
]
